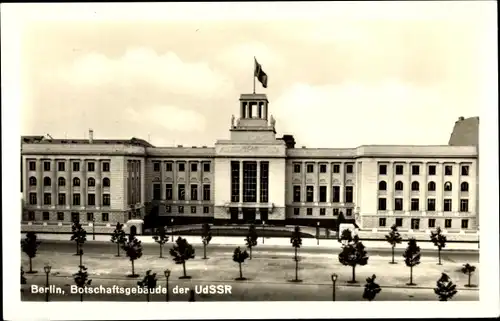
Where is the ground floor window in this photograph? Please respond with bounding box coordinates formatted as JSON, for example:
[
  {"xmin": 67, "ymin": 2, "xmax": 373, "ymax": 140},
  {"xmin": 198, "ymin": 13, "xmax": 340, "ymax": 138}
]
[
  {"xmin": 102, "ymin": 213, "xmax": 109, "ymax": 222},
  {"xmin": 319, "ymin": 208, "xmax": 326, "ymax": 215},
  {"xmin": 178, "ymin": 206, "xmax": 184, "ymax": 214},
  {"xmin": 395, "ymin": 218, "xmax": 403, "ymax": 227},
  {"xmin": 43, "ymin": 212, "xmax": 50, "ymax": 220},
  {"xmin": 191, "ymin": 206, "xmax": 196, "ymax": 214},
  {"xmin": 293, "ymin": 208, "xmax": 300, "ymax": 215},
  {"xmin": 306, "ymin": 208, "xmax": 313, "ymax": 215},
  {"xmin": 379, "ymin": 218, "xmax": 386, "ymax": 227},
  {"xmin": 445, "ymin": 219, "xmax": 452, "ymax": 228},
  {"xmin": 428, "ymin": 218, "xmax": 436, "ymax": 228},
  {"xmin": 203, "ymin": 206, "xmax": 209, "ymax": 214},
  {"xmin": 57, "ymin": 212, "xmax": 64, "ymax": 221},
  {"xmin": 411, "ymin": 218, "xmax": 420, "ymax": 230},
  {"xmin": 71, "ymin": 212, "xmax": 79, "ymax": 223},
  {"xmin": 87, "ymin": 213, "xmax": 94, "ymax": 221},
  {"xmin": 461, "ymin": 219, "xmax": 469, "ymax": 229},
  {"xmin": 28, "ymin": 211, "xmax": 35, "ymax": 221}
]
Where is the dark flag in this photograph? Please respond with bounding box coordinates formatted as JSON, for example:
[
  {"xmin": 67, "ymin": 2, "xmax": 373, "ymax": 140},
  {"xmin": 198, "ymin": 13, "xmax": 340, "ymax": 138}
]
[{"xmin": 254, "ymin": 58, "xmax": 268, "ymax": 88}]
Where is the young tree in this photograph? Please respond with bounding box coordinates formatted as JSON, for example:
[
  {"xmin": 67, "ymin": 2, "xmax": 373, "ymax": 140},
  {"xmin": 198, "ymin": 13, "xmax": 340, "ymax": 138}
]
[
  {"xmin": 233, "ymin": 246, "xmax": 250, "ymax": 281},
  {"xmin": 73, "ymin": 265, "xmax": 92, "ymax": 301},
  {"xmin": 70, "ymin": 222, "xmax": 87, "ymax": 256},
  {"xmin": 110, "ymin": 222, "xmax": 127, "ymax": 257},
  {"xmin": 338, "ymin": 235, "xmax": 369, "ymax": 283},
  {"xmin": 245, "ymin": 224, "xmax": 258, "ymax": 259},
  {"xmin": 152, "ymin": 226, "xmax": 169, "ymax": 258},
  {"xmin": 290, "ymin": 226, "xmax": 302, "ymax": 282},
  {"xmin": 201, "ymin": 223, "xmax": 212, "ymax": 260},
  {"xmin": 430, "ymin": 227, "xmax": 447, "ymax": 265},
  {"xmin": 21, "ymin": 232, "xmax": 41, "ymax": 273},
  {"xmin": 122, "ymin": 233, "xmax": 143, "ymax": 277},
  {"xmin": 434, "ymin": 273, "xmax": 458, "ymax": 301},
  {"xmin": 339, "ymin": 228, "xmax": 353, "ymax": 245},
  {"xmin": 362, "ymin": 274, "xmax": 382, "ymax": 301},
  {"xmin": 137, "ymin": 270, "xmax": 158, "ymax": 302},
  {"xmin": 403, "ymin": 238, "xmax": 421, "ymax": 286},
  {"xmin": 385, "ymin": 224, "xmax": 403, "ymax": 264},
  {"xmin": 461, "ymin": 263, "xmax": 476, "ymax": 287},
  {"xmin": 169, "ymin": 237, "xmax": 195, "ymax": 279}
]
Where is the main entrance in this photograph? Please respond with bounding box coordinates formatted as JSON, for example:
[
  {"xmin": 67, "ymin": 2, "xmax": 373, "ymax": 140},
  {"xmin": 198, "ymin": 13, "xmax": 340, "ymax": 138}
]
[{"xmin": 243, "ymin": 208, "xmax": 256, "ymax": 223}]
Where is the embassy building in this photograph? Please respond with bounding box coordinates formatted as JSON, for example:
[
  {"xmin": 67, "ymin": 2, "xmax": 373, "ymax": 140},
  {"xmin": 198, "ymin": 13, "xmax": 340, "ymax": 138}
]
[{"xmin": 21, "ymin": 93, "xmax": 479, "ymax": 240}]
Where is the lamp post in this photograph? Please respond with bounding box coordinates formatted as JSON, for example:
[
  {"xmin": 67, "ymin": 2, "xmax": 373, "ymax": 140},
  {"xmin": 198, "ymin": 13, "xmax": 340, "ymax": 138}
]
[
  {"xmin": 171, "ymin": 218, "xmax": 174, "ymax": 241},
  {"xmin": 262, "ymin": 220, "xmax": 265, "ymax": 244},
  {"xmin": 331, "ymin": 273, "xmax": 338, "ymax": 301},
  {"xmin": 317, "ymin": 221, "xmax": 320, "ymax": 245},
  {"xmin": 164, "ymin": 269, "xmax": 171, "ymax": 302},
  {"xmin": 92, "ymin": 216, "xmax": 95, "ymax": 241},
  {"xmin": 44, "ymin": 264, "xmax": 52, "ymax": 302}
]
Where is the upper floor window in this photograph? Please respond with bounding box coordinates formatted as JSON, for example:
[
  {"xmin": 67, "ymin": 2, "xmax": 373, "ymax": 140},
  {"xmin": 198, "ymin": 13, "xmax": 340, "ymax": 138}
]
[
  {"xmin": 319, "ymin": 164, "xmax": 327, "ymax": 173},
  {"xmin": 102, "ymin": 162, "xmax": 110, "ymax": 172},
  {"xmin": 378, "ymin": 181, "xmax": 387, "ymax": 191},
  {"xmin": 43, "ymin": 177, "xmax": 51, "ymax": 186},
  {"xmin": 445, "ymin": 165, "xmax": 453, "ymax": 176},
  {"xmin": 58, "ymin": 162, "xmax": 65, "ymax": 171},
  {"xmin": 153, "ymin": 162, "xmax": 160, "ymax": 172},
  {"xmin": 178, "ymin": 163, "xmax": 185, "ymax": 172},
  {"xmin": 444, "ymin": 182, "xmax": 452, "ymax": 192},
  {"xmin": 332, "ymin": 164, "xmax": 340, "ymax": 173},
  {"xmin": 203, "ymin": 163, "xmax": 210, "ymax": 172},
  {"xmin": 428, "ymin": 165, "xmax": 436, "ymax": 175},
  {"xmin": 411, "ymin": 181, "xmax": 420, "ymax": 191},
  {"xmin": 29, "ymin": 161, "xmax": 36, "ymax": 171},
  {"xmin": 43, "ymin": 161, "xmax": 51, "ymax": 171},
  {"xmin": 166, "ymin": 162, "xmax": 173, "ymax": 172},
  {"xmin": 58, "ymin": 177, "xmax": 66, "ymax": 186},
  {"xmin": 87, "ymin": 162, "xmax": 95, "ymax": 172},
  {"xmin": 379, "ymin": 165, "xmax": 387, "ymax": 175},
  {"xmin": 29, "ymin": 177, "xmax": 37, "ymax": 186},
  {"xmin": 191, "ymin": 163, "xmax": 198, "ymax": 172},
  {"xmin": 395, "ymin": 165, "xmax": 404, "ymax": 175},
  {"xmin": 103, "ymin": 177, "xmax": 110, "ymax": 187},
  {"xmin": 428, "ymin": 181, "xmax": 436, "ymax": 191},
  {"xmin": 460, "ymin": 182, "xmax": 469, "ymax": 192},
  {"xmin": 88, "ymin": 177, "xmax": 96, "ymax": 187},
  {"xmin": 73, "ymin": 177, "xmax": 81, "ymax": 187},
  {"xmin": 346, "ymin": 164, "xmax": 353, "ymax": 174},
  {"xmin": 411, "ymin": 165, "xmax": 420, "ymax": 175},
  {"xmin": 395, "ymin": 181, "xmax": 403, "ymax": 191},
  {"xmin": 306, "ymin": 164, "xmax": 314, "ymax": 173},
  {"xmin": 461, "ymin": 165, "xmax": 469, "ymax": 176},
  {"xmin": 73, "ymin": 162, "xmax": 80, "ymax": 172},
  {"xmin": 293, "ymin": 163, "xmax": 301, "ymax": 173}
]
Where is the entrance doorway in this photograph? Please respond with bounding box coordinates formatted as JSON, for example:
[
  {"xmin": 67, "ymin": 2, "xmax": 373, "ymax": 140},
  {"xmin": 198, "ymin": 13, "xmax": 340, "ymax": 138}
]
[
  {"xmin": 260, "ymin": 208, "xmax": 269, "ymax": 223},
  {"xmin": 130, "ymin": 225, "xmax": 137, "ymax": 236},
  {"xmin": 243, "ymin": 208, "xmax": 256, "ymax": 223},
  {"xmin": 230, "ymin": 208, "xmax": 239, "ymax": 222}
]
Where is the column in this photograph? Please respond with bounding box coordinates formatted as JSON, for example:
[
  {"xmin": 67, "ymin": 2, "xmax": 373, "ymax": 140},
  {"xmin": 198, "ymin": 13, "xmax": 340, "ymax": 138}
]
[
  {"xmin": 239, "ymin": 161, "xmax": 243, "ymax": 203},
  {"xmin": 403, "ymin": 162, "xmax": 410, "ymax": 212},
  {"xmin": 81, "ymin": 159, "xmax": 87, "ymax": 207},
  {"xmin": 314, "ymin": 162, "xmax": 319, "ymax": 203},
  {"xmin": 436, "ymin": 162, "xmax": 444, "ymax": 213},
  {"xmin": 65, "ymin": 160, "xmax": 71, "ymax": 208},
  {"xmin": 96, "ymin": 160, "xmax": 102, "ymax": 209},
  {"xmin": 37, "ymin": 159, "xmax": 42, "ymax": 207},
  {"xmin": 160, "ymin": 161, "xmax": 166, "ymax": 200},
  {"xmin": 140, "ymin": 160, "xmax": 146, "ymax": 206},
  {"xmin": 51, "ymin": 159, "xmax": 57, "ymax": 207},
  {"xmin": 301, "ymin": 162, "xmax": 306, "ymax": 202},
  {"xmin": 327, "ymin": 163, "xmax": 332, "ymax": 204},
  {"xmin": 420, "ymin": 162, "xmax": 427, "ymax": 213},
  {"xmin": 173, "ymin": 161, "xmax": 177, "ymax": 201},
  {"xmin": 339, "ymin": 162, "xmax": 345, "ymax": 204},
  {"xmin": 387, "ymin": 161, "xmax": 394, "ymax": 212},
  {"xmin": 256, "ymin": 161, "xmax": 261, "ymax": 203},
  {"xmin": 186, "ymin": 161, "xmax": 191, "ymax": 201},
  {"xmin": 453, "ymin": 162, "xmax": 460, "ymax": 212}
]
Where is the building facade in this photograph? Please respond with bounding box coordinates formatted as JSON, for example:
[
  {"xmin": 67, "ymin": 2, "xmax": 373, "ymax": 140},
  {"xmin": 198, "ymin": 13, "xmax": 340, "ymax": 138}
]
[{"xmin": 21, "ymin": 93, "xmax": 479, "ymax": 239}]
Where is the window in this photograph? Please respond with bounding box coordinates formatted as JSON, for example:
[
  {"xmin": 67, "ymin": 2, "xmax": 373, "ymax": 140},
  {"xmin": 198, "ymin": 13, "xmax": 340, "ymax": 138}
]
[
  {"xmin": 153, "ymin": 184, "xmax": 161, "ymax": 200},
  {"xmin": 87, "ymin": 162, "xmax": 95, "ymax": 172},
  {"xmin": 58, "ymin": 162, "xmax": 65, "ymax": 171},
  {"xmin": 411, "ymin": 219, "xmax": 420, "ymax": 230},
  {"xmin": 243, "ymin": 161, "xmax": 258, "ymax": 202},
  {"xmin": 191, "ymin": 206, "xmax": 196, "ymax": 214},
  {"xmin": 444, "ymin": 182, "xmax": 452, "ymax": 192},
  {"xmin": 87, "ymin": 194, "xmax": 95, "ymax": 206},
  {"xmin": 203, "ymin": 163, "xmax": 210, "ymax": 172},
  {"xmin": 395, "ymin": 165, "xmax": 404, "ymax": 175},
  {"xmin": 165, "ymin": 162, "xmax": 173, "ymax": 172},
  {"xmin": 445, "ymin": 219, "xmax": 452, "ymax": 228},
  {"xmin": 43, "ymin": 161, "xmax": 51, "ymax": 171},
  {"xmin": 57, "ymin": 212, "xmax": 64, "ymax": 221},
  {"xmin": 306, "ymin": 186, "xmax": 314, "ymax": 203},
  {"xmin": 260, "ymin": 161, "xmax": 269, "ymax": 203},
  {"xmin": 87, "ymin": 213, "xmax": 94, "ymax": 221},
  {"xmin": 379, "ymin": 218, "xmax": 386, "ymax": 227},
  {"xmin": 461, "ymin": 219, "xmax": 469, "ymax": 229},
  {"xmin": 43, "ymin": 212, "xmax": 50, "ymax": 220},
  {"xmin": 231, "ymin": 161, "xmax": 240, "ymax": 202},
  {"xmin": 73, "ymin": 194, "xmax": 81, "ymax": 206},
  {"xmin": 44, "ymin": 177, "xmax": 51, "ymax": 186},
  {"xmin": 102, "ymin": 213, "xmax": 109, "ymax": 222},
  {"xmin": 395, "ymin": 181, "xmax": 403, "ymax": 191},
  {"xmin": 306, "ymin": 164, "xmax": 314, "ymax": 173},
  {"xmin": 178, "ymin": 206, "xmax": 184, "ymax": 214},
  {"xmin": 428, "ymin": 219, "xmax": 436, "ymax": 228},
  {"xmin": 428, "ymin": 165, "xmax": 436, "ymax": 176},
  {"xmin": 428, "ymin": 181, "xmax": 436, "ymax": 191},
  {"xmin": 191, "ymin": 163, "xmax": 198, "ymax": 172},
  {"xmin": 153, "ymin": 162, "xmax": 160, "ymax": 172},
  {"xmin": 203, "ymin": 206, "xmax": 209, "ymax": 214},
  {"xmin": 73, "ymin": 162, "xmax": 80, "ymax": 172},
  {"xmin": 28, "ymin": 211, "xmax": 35, "ymax": 221},
  {"xmin": 319, "ymin": 164, "xmax": 327, "ymax": 173},
  {"xmin": 293, "ymin": 208, "xmax": 300, "ymax": 215},
  {"xmin": 411, "ymin": 181, "xmax": 420, "ymax": 191},
  {"xmin": 395, "ymin": 198, "xmax": 403, "ymax": 211},
  {"xmin": 29, "ymin": 177, "xmax": 37, "ymax": 186},
  {"xmin": 345, "ymin": 186, "xmax": 353, "ymax": 203},
  {"xmin": 306, "ymin": 208, "xmax": 313, "ymax": 215},
  {"xmin": 332, "ymin": 186, "xmax": 340, "ymax": 203},
  {"xmin": 166, "ymin": 206, "xmax": 171, "ymax": 213},
  {"xmin": 378, "ymin": 198, "xmax": 387, "ymax": 211},
  {"xmin": 103, "ymin": 178, "xmax": 110, "ymax": 187},
  {"xmin": 395, "ymin": 218, "xmax": 403, "ymax": 227},
  {"xmin": 178, "ymin": 184, "xmax": 185, "ymax": 200},
  {"xmin": 190, "ymin": 184, "xmax": 198, "ymax": 201},
  {"xmin": 293, "ymin": 186, "xmax": 301, "ymax": 202},
  {"xmin": 293, "ymin": 163, "xmax": 301, "ymax": 173},
  {"xmin": 102, "ymin": 162, "xmax": 110, "ymax": 172},
  {"xmin": 346, "ymin": 164, "xmax": 353, "ymax": 174},
  {"xmin": 320, "ymin": 208, "xmax": 326, "ymax": 215},
  {"xmin": 71, "ymin": 212, "xmax": 80, "ymax": 223},
  {"xmin": 166, "ymin": 184, "xmax": 173, "ymax": 200},
  {"xmin": 427, "ymin": 199, "xmax": 436, "ymax": 211},
  {"xmin": 346, "ymin": 208, "xmax": 352, "ymax": 216},
  {"xmin": 379, "ymin": 165, "xmax": 387, "ymax": 175},
  {"xmin": 58, "ymin": 193, "xmax": 66, "ymax": 205},
  {"xmin": 44, "ymin": 193, "xmax": 51, "ymax": 205},
  {"xmin": 461, "ymin": 165, "xmax": 469, "ymax": 176},
  {"xmin": 29, "ymin": 161, "xmax": 36, "ymax": 171},
  {"xmin": 411, "ymin": 165, "xmax": 420, "ymax": 175},
  {"xmin": 444, "ymin": 199, "xmax": 452, "ymax": 212},
  {"xmin": 73, "ymin": 177, "xmax": 80, "ymax": 187},
  {"xmin": 103, "ymin": 194, "xmax": 110, "ymax": 206},
  {"xmin": 461, "ymin": 182, "xmax": 469, "ymax": 192},
  {"xmin": 29, "ymin": 193, "xmax": 37, "ymax": 205},
  {"xmin": 445, "ymin": 165, "xmax": 453, "ymax": 175},
  {"xmin": 58, "ymin": 177, "xmax": 65, "ymax": 186},
  {"xmin": 378, "ymin": 181, "xmax": 387, "ymax": 191},
  {"xmin": 332, "ymin": 164, "xmax": 340, "ymax": 173},
  {"xmin": 88, "ymin": 178, "xmax": 95, "ymax": 187},
  {"xmin": 333, "ymin": 208, "xmax": 339, "ymax": 216},
  {"xmin": 178, "ymin": 163, "xmax": 185, "ymax": 172},
  {"xmin": 411, "ymin": 198, "xmax": 419, "ymax": 211},
  {"xmin": 460, "ymin": 199, "xmax": 469, "ymax": 212},
  {"xmin": 319, "ymin": 186, "xmax": 327, "ymax": 203}
]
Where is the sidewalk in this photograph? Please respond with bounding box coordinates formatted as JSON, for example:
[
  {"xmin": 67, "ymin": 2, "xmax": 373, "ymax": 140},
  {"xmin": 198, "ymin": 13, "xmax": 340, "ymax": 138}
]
[{"xmin": 30, "ymin": 233, "xmax": 479, "ymax": 251}]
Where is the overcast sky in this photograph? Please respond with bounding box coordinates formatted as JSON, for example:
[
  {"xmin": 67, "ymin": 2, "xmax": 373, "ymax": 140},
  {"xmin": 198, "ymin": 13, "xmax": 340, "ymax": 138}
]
[{"xmin": 11, "ymin": 2, "xmax": 495, "ymax": 148}]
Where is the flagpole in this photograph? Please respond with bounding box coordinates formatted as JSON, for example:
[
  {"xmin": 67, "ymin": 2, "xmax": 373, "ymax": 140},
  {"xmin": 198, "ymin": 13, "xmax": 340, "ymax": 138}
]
[{"xmin": 253, "ymin": 57, "xmax": 256, "ymax": 94}]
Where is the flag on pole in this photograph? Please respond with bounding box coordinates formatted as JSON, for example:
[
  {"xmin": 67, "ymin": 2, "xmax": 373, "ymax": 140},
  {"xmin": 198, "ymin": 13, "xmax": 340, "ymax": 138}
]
[{"xmin": 254, "ymin": 58, "xmax": 268, "ymax": 88}]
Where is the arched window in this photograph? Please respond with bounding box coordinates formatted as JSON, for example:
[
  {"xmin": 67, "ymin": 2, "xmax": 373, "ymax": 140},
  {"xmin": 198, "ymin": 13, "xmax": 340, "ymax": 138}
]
[
  {"xmin": 444, "ymin": 182, "xmax": 452, "ymax": 192},
  {"xmin": 29, "ymin": 177, "xmax": 37, "ymax": 186},
  {"xmin": 395, "ymin": 181, "xmax": 404, "ymax": 191},
  {"xmin": 411, "ymin": 181, "xmax": 420, "ymax": 191},
  {"xmin": 378, "ymin": 181, "xmax": 387, "ymax": 191},
  {"xmin": 461, "ymin": 182, "xmax": 469, "ymax": 192},
  {"xmin": 88, "ymin": 177, "xmax": 95, "ymax": 187},
  {"xmin": 73, "ymin": 177, "xmax": 80, "ymax": 187},
  {"xmin": 103, "ymin": 177, "xmax": 110, "ymax": 187},
  {"xmin": 428, "ymin": 181, "xmax": 436, "ymax": 191},
  {"xmin": 58, "ymin": 177, "xmax": 66, "ymax": 186},
  {"xmin": 43, "ymin": 177, "xmax": 51, "ymax": 186}
]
